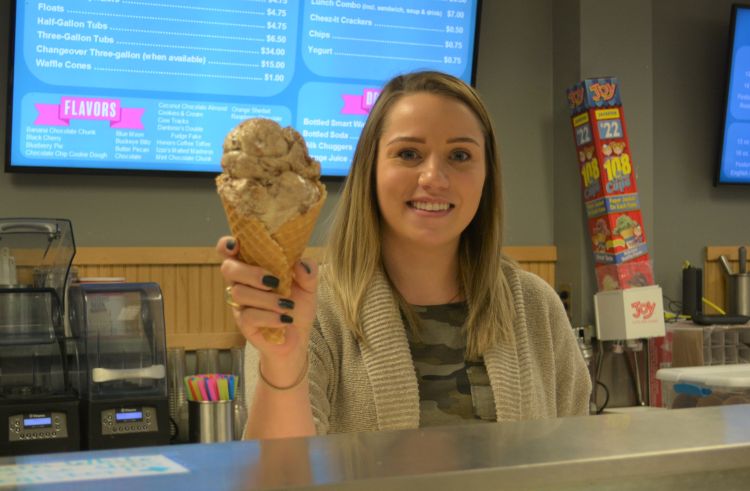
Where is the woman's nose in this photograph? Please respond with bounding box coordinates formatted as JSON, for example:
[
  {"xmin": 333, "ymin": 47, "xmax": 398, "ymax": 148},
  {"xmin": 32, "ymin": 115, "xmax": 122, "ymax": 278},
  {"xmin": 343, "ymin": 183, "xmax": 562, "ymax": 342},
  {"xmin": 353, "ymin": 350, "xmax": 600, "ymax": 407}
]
[{"xmin": 418, "ymin": 157, "xmax": 449, "ymax": 189}]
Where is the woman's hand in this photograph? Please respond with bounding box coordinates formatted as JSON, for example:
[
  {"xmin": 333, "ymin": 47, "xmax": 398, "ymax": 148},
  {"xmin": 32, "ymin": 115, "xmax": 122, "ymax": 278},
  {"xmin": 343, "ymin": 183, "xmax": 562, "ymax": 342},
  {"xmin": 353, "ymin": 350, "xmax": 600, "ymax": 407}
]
[
  {"xmin": 218, "ymin": 236, "xmax": 318, "ymax": 438},
  {"xmin": 216, "ymin": 236, "xmax": 318, "ymax": 364}
]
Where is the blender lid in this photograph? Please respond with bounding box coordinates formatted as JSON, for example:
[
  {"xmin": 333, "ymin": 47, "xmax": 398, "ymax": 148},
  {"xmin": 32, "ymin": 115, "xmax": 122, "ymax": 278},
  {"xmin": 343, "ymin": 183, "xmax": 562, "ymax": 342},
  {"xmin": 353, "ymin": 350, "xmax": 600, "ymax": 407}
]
[{"xmin": 0, "ymin": 218, "xmax": 76, "ymax": 301}]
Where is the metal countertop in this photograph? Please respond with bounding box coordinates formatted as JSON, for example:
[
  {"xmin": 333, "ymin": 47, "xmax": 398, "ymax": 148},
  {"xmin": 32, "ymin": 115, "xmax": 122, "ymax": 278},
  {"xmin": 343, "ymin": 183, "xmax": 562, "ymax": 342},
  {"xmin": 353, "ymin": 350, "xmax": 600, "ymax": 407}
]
[{"xmin": 2, "ymin": 405, "xmax": 750, "ymax": 490}]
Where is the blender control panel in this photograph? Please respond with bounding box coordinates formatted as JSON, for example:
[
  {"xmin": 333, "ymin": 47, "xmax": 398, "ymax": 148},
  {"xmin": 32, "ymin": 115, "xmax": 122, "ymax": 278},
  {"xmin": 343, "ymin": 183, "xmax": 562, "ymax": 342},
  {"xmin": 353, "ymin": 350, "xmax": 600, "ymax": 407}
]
[
  {"xmin": 101, "ymin": 407, "xmax": 158, "ymax": 435},
  {"xmin": 8, "ymin": 412, "xmax": 68, "ymax": 442}
]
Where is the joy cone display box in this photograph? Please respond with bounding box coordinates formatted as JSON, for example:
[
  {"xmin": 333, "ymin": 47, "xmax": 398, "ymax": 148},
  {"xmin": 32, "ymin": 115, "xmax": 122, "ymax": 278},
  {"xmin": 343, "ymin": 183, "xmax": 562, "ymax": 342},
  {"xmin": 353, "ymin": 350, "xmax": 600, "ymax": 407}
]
[
  {"xmin": 567, "ymin": 77, "xmax": 654, "ymax": 291},
  {"xmin": 594, "ymin": 285, "xmax": 665, "ymax": 341},
  {"xmin": 595, "ymin": 256, "xmax": 655, "ymax": 292},
  {"xmin": 567, "ymin": 77, "xmax": 655, "ymax": 291},
  {"xmin": 587, "ymin": 210, "xmax": 649, "ymax": 265},
  {"xmin": 568, "ymin": 78, "xmax": 665, "ymax": 342}
]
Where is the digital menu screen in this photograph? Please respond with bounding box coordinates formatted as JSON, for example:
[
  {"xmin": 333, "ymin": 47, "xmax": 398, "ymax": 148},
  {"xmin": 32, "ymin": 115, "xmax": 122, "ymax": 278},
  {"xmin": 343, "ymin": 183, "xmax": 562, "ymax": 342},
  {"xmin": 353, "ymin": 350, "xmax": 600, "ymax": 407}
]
[
  {"xmin": 7, "ymin": 0, "xmax": 480, "ymax": 176},
  {"xmin": 719, "ymin": 5, "xmax": 750, "ymax": 184}
]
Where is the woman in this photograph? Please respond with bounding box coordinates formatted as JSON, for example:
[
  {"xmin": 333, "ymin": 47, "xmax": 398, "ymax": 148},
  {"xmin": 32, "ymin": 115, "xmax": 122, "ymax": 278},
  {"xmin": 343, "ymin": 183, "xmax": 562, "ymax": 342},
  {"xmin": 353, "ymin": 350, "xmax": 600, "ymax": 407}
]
[{"xmin": 218, "ymin": 71, "xmax": 591, "ymax": 439}]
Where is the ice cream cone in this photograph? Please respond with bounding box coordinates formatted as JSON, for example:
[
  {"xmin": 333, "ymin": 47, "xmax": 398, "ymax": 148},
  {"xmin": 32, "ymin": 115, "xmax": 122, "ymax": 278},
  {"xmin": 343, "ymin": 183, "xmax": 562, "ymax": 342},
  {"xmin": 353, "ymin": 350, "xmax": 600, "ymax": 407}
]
[{"xmin": 220, "ymin": 183, "xmax": 327, "ymax": 344}]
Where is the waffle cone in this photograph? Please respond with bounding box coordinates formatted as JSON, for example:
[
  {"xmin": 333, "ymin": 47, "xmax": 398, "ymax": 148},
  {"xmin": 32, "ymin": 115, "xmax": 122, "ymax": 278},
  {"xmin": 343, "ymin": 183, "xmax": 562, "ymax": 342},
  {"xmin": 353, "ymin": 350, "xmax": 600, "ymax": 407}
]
[{"xmin": 220, "ymin": 183, "xmax": 327, "ymax": 344}]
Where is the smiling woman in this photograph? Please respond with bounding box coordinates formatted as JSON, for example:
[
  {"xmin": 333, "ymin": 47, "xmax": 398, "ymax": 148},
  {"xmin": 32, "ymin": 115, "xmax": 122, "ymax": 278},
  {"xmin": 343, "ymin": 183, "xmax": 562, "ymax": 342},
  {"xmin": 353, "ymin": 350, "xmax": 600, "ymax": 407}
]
[
  {"xmin": 327, "ymin": 71, "xmax": 507, "ymax": 359},
  {"xmin": 217, "ymin": 71, "xmax": 591, "ymax": 440}
]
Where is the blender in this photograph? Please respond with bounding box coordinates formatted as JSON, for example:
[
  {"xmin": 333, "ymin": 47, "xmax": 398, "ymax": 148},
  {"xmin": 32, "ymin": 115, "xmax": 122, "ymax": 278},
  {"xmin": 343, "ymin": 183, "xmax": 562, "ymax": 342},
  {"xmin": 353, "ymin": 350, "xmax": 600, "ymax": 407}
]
[
  {"xmin": 0, "ymin": 218, "xmax": 81, "ymax": 456},
  {"xmin": 68, "ymin": 282, "xmax": 170, "ymax": 450}
]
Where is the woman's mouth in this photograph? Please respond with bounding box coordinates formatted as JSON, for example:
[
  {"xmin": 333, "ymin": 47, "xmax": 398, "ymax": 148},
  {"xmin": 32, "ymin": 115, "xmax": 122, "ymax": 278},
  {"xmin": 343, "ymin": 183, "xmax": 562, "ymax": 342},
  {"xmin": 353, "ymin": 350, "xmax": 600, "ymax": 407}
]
[{"xmin": 407, "ymin": 201, "xmax": 454, "ymax": 213}]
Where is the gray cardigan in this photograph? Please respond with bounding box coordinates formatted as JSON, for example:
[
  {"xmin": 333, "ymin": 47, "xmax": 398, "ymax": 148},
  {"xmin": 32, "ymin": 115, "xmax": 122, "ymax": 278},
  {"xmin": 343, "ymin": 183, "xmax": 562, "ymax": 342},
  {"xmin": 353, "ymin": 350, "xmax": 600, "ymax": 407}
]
[{"xmin": 244, "ymin": 263, "xmax": 592, "ymax": 435}]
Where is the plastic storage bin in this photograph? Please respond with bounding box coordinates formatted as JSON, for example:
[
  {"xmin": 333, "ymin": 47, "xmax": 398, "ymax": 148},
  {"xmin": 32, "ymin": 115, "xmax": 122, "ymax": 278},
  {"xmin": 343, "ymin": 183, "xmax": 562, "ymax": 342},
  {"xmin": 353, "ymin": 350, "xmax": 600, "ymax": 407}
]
[{"xmin": 656, "ymin": 365, "xmax": 750, "ymax": 409}]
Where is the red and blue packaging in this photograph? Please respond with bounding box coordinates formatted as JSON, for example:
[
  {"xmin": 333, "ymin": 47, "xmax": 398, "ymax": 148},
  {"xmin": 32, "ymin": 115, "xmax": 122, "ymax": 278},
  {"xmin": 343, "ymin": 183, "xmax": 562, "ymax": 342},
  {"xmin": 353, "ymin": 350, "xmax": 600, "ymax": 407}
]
[{"xmin": 567, "ymin": 77, "xmax": 654, "ymax": 290}]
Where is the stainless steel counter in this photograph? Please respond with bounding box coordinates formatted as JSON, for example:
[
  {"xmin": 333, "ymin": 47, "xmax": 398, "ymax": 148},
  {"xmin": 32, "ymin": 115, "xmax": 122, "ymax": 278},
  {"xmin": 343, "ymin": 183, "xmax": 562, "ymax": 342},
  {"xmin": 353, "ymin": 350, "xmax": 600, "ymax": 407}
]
[{"xmin": 2, "ymin": 405, "xmax": 750, "ymax": 490}]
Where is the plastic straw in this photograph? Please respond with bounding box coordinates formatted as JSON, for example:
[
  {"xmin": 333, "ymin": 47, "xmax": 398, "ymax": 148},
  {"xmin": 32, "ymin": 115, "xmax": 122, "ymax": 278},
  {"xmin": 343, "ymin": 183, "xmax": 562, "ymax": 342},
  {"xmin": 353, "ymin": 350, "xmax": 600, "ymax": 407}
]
[
  {"xmin": 218, "ymin": 377, "xmax": 229, "ymax": 401},
  {"xmin": 184, "ymin": 374, "xmax": 236, "ymax": 402}
]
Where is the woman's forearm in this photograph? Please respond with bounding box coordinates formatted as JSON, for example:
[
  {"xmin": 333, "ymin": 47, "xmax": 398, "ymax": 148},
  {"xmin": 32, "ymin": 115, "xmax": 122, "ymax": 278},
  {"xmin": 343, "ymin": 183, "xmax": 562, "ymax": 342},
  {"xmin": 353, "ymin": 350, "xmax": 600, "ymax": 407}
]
[{"xmin": 244, "ymin": 356, "xmax": 316, "ymax": 440}]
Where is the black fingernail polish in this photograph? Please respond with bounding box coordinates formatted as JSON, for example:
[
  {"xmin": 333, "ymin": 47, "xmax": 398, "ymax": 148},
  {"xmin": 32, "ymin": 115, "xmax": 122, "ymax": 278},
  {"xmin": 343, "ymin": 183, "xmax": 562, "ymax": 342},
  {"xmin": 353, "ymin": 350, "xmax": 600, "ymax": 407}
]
[
  {"xmin": 278, "ymin": 298, "xmax": 295, "ymax": 309},
  {"xmin": 300, "ymin": 261, "xmax": 311, "ymax": 274},
  {"xmin": 280, "ymin": 314, "xmax": 294, "ymax": 324},
  {"xmin": 262, "ymin": 275, "xmax": 280, "ymax": 289},
  {"xmin": 226, "ymin": 238, "xmax": 236, "ymax": 251}
]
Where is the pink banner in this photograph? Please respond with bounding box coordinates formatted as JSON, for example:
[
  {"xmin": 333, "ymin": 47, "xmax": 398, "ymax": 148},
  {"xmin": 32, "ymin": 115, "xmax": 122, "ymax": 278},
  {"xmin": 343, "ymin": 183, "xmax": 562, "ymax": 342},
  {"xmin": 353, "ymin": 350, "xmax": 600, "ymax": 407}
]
[
  {"xmin": 34, "ymin": 104, "xmax": 69, "ymax": 126},
  {"xmin": 341, "ymin": 88, "xmax": 380, "ymax": 115},
  {"xmin": 111, "ymin": 108, "xmax": 145, "ymax": 129},
  {"xmin": 34, "ymin": 97, "xmax": 144, "ymax": 129}
]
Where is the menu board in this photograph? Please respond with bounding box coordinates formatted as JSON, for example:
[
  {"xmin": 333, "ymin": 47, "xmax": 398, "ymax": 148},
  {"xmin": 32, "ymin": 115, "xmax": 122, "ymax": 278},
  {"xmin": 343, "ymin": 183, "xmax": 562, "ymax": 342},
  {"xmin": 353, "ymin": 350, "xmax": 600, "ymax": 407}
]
[
  {"xmin": 8, "ymin": 0, "xmax": 480, "ymax": 176},
  {"xmin": 720, "ymin": 5, "xmax": 750, "ymax": 184}
]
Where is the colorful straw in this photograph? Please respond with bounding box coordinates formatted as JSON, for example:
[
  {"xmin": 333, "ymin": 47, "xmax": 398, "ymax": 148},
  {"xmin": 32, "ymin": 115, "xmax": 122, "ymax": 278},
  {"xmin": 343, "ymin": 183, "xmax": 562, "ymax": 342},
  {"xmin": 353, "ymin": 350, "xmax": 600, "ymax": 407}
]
[{"xmin": 184, "ymin": 374, "xmax": 237, "ymax": 402}]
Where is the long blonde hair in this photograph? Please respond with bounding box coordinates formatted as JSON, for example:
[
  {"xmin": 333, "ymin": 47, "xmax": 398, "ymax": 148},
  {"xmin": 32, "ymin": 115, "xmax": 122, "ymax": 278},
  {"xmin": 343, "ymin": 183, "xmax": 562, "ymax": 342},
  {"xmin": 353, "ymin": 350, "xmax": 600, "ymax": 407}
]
[{"xmin": 325, "ymin": 71, "xmax": 515, "ymax": 359}]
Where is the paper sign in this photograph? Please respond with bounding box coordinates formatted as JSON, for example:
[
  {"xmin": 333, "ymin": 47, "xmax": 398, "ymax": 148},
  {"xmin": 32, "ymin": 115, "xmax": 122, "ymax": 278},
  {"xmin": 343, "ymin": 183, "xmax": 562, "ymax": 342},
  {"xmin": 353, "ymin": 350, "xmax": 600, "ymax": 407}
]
[{"xmin": 0, "ymin": 454, "xmax": 188, "ymax": 487}]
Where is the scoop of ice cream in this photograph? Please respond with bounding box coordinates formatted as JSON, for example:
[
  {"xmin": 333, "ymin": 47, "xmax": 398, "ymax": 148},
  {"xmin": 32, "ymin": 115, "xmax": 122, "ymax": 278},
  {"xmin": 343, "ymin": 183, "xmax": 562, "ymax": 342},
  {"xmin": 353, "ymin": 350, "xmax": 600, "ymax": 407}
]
[{"xmin": 217, "ymin": 118, "xmax": 322, "ymax": 232}]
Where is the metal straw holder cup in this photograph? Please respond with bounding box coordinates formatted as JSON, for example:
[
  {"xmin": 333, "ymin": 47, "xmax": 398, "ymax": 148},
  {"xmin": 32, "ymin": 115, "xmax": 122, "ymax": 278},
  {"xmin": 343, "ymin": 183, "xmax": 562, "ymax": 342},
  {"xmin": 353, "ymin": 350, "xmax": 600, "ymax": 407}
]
[
  {"xmin": 726, "ymin": 273, "xmax": 750, "ymax": 316},
  {"xmin": 188, "ymin": 400, "xmax": 234, "ymax": 443}
]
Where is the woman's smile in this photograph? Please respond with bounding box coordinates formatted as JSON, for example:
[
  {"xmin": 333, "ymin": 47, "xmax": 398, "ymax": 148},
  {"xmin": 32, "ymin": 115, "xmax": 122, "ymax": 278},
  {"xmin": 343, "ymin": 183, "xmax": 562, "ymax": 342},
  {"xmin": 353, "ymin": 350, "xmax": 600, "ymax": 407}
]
[{"xmin": 407, "ymin": 199, "xmax": 454, "ymax": 216}]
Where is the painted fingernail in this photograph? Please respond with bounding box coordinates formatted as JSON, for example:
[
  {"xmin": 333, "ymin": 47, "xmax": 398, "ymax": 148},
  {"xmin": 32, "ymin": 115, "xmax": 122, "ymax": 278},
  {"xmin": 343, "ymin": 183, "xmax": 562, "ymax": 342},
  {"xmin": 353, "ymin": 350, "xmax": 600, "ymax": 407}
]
[
  {"xmin": 280, "ymin": 314, "xmax": 294, "ymax": 324},
  {"xmin": 226, "ymin": 238, "xmax": 236, "ymax": 251},
  {"xmin": 300, "ymin": 261, "xmax": 311, "ymax": 274},
  {"xmin": 278, "ymin": 298, "xmax": 295, "ymax": 310},
  {"xmin": 262, "ymin": 275, "xmax": 280, "ymax": 289}
]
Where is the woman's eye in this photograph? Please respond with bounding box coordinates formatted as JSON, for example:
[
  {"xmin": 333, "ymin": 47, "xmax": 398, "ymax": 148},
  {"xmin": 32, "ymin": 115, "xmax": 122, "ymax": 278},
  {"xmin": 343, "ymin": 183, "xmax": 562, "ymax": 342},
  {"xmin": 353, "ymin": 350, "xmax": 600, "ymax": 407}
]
[
  {"xmin": 450, "ymin": 150, "xmax": 471, "ymax": 162},
  {"xmin": 397, "ymin": 149, "xmax": 420, "ymax": 161}
]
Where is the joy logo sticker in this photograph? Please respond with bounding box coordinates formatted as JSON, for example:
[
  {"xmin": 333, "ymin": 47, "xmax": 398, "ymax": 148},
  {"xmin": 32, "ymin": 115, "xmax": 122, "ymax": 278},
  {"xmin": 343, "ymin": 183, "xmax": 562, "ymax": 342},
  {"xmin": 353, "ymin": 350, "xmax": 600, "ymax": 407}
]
[
  {"xmin": 589, "ymin": 82, "xmax": 617, "ymax": 102},
  {"xmin": 568, "ymin": 86, "xmax": 585, "ymax": 108},
  {"xmin": 631, "ymin": 301, "xmax": 656, "ymax": 320}
]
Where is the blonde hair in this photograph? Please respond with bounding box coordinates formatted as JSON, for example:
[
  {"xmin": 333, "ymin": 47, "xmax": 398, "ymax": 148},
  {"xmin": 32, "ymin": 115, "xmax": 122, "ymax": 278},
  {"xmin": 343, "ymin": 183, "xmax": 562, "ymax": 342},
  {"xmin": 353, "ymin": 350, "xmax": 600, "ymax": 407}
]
[{"xmin": 325, "ymin": 71, "xmax": 515, "ymax": 359}]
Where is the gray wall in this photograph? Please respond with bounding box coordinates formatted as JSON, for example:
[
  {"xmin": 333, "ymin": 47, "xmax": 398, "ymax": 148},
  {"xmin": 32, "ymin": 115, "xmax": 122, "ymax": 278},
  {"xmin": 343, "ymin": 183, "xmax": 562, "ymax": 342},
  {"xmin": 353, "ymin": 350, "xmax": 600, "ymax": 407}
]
[
  {"xmin": 477, "ymin": 1, "xmax": 555, "ymax": 245},
  {"xmin": 653, "ymin": 0, "xmax": 750, "ymax": 303},
  {"xmin": 1, "ymin": 1, "xmax": 748, "ymax": 323}
]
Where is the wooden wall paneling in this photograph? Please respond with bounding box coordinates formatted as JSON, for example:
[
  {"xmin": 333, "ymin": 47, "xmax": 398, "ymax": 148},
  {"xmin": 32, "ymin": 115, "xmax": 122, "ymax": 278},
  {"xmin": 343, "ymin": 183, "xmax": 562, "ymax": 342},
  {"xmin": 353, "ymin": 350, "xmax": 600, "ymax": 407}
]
[
  {"xmin": 71, "ymin": 246, "xmax": 558, "ymax": 350},
  {"xmin": 159, "ymin": 266, "xmax": 173, "ymax": 341},
  {"xmin": 175, "ymin": 265, "xmax": 190, "ymax": 339},
  {"xmin": 185, "ymin": 265, "xmax": 199, "ymax": 334},
  {"xmin": 198, "ymin": 265, "xmax": 213, "ymax": 335}
]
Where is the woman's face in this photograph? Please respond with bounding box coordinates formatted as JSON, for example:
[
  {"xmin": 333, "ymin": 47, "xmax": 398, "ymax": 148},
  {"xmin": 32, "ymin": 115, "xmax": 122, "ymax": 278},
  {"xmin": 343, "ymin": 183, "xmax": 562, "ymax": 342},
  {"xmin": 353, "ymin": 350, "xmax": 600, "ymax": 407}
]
[{"xmin": 375, "ymin": 92, "xmax": 486, "ymax": 252}]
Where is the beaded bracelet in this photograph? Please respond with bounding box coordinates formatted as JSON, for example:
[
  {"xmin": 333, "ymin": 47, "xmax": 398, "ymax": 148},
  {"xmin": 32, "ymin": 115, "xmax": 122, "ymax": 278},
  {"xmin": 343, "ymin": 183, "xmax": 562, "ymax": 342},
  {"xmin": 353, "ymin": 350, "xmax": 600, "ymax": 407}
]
[{"xmin": 258, "ymin": 353, "xmax": 309, "ymax": 391}]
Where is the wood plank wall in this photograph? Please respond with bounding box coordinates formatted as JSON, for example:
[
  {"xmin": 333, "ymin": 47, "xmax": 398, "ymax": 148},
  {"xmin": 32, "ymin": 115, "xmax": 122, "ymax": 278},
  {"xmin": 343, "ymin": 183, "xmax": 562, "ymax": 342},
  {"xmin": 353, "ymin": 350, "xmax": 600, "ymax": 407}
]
[
  {"xmin": 704, "ymin": 246, "xmax": 749, "ymax": 314},
  {"xmin": 73, "ymin": 245, "xmax": 557, "ymax": 349}
]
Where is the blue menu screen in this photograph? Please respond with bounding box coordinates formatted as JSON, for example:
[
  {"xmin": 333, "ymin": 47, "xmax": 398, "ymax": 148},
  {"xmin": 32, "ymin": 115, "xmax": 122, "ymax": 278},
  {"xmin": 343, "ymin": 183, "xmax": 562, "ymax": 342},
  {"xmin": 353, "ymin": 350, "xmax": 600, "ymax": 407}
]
[
  {"xmin": 8, "ymin": 0, "xmax": 480, "ymax": 176},
  {"xmin": 720, "ymin": 6, "xmax": 750, "ymax": 184}
]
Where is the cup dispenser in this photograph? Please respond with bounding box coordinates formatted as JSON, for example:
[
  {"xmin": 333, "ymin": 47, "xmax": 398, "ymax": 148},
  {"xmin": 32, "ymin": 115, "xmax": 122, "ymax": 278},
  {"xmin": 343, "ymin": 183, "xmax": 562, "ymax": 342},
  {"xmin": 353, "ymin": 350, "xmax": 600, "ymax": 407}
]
[
  {"xmin": 0, "ymin": 219, "xmax": 81, "ymax": 456},
  {"xmin": 68, "ymin": 282, "xmax": 170, "ymax": 450}
]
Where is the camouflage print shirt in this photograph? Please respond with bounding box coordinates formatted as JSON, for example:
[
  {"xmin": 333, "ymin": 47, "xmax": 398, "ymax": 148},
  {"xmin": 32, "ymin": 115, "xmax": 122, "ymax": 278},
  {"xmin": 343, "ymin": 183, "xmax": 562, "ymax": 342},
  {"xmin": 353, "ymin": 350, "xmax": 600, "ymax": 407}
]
[{"xmin": 406, "ymin": 302, "xmax": 497, "ymax": 427}]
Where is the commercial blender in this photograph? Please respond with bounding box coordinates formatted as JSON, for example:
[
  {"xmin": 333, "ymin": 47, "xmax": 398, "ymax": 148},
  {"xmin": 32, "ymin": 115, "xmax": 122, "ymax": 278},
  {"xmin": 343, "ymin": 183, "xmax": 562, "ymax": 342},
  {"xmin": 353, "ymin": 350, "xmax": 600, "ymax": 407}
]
[
  {"xmin": 0, "ymin": 218, "xmax": 81, "ymax": 456},
  {"xmin": 68, "ymin": 282, "xmax": 170, "ymax": 450}
]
